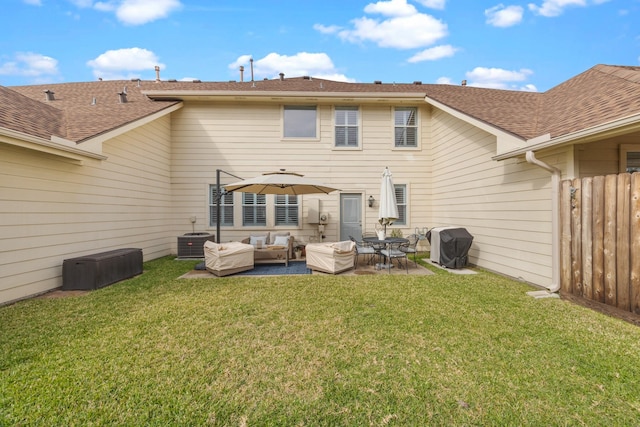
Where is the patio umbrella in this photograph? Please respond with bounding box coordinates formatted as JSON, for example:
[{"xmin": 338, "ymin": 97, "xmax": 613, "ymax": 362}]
[
  {"xmin": 224, "ymin": 169, "xmax": 339, "ymax": 195},
  {"xmin": 377, "ymin": 167, "xmax": 399, "ymax": 238}
]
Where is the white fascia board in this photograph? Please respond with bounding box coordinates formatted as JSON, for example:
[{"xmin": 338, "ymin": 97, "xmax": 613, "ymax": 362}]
[
  {"xmin": 142, "ymin": 90, "xmax": 427, "ymax": 103},
  {"xmin": 79, "ymin": 102, "xmax": 183, "ymax": 147},
  {"xmin": 0, "ymin": 128, "xmax": 106, "ymax": 163},
  {"xmin": 493, "ymin": 111, "xmax": 640, "ymax": 161},
  {"xmin": 424, "ymin": 96, "xmax": 526, "ymax": 154}
]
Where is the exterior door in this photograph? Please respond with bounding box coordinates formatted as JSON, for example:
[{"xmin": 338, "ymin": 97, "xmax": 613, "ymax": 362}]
[{"xmin": 340, "ymin": 193, "xmax": 362, "ymax": 241}]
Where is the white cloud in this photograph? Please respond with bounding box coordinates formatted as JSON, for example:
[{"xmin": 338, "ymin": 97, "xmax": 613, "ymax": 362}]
[
  {"xmin": 115, "ymin": 0, "xmax": 182, "ymax": 25},
  {"xmin": 414, "ymin": 0, "xmax": 446, "ymax": 9},
  {"xmin": 364, "ymin": 0, "xmax": 417, "ymax": 17},
  {"xmin": 340, "ymin": 14, "xmax": 447, "ymax": 49},
  {"xmin": 435, "ymin": 76, "xmax": 454, "ymax": 84},
  {"xmin": 485, "ymin": 4, "xmax": 524, "ymax": 27},
  {"xmin": 408, "ymin": 44, "xmax": 458, "ymax": 62},
  {"xmin": 86, "ymin": 47, "xmax": 164, "ymax": 80},
  {"xmin": 528, "ymin": 0, "xmax": 592, "ymax": 17},
  {"xmin": 71, "ymin": 0, "xmax": 182, "ymax": 25},
  {"xmin": 228, "ymin": 52, "xmax": 355, "ymax": 82},
  {"xmin": 465, "ymin": 66, "xmax": 537, "ymax": 90},
  {"xmin": 313, "ymin": 23, "xmax": 342, "ymax": 34},
  {"xmin": 0, "ymin": 52, "xmax": 59, "ymax": 81},
  {"xmin": 317, "ymin": 0, "xmax": 447, "ymax": 50}
]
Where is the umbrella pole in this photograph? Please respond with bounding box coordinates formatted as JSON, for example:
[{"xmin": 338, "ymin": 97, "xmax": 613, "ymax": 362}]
[
  {"xmin": 216, "ymin": 169, "xmax": 221, "ymax": 243},
  {"xmin": 215, "ymin": 169, "xmax": 243, "ymax": 243}
]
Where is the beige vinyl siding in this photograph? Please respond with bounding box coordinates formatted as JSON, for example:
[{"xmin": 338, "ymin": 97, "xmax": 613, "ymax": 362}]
[
  {"xmin": 0, "ymin": 117, "xmax": 172, "ymax": 304},
  {"xmin": 169, "ymin": 101, "xmax": 431, "ymax": 246},
  {"xmin": 575, "ymin": 131, "xmax": 640, "ymax": 177},
  {"xmin": 430, "ymin": 108, "xmax": 560, "ymax": 285}
]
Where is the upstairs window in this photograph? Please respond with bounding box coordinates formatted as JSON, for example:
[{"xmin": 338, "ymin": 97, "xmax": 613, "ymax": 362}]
[
  {"xmin": 209, "ymin": 185, "xmax": 234, "ymax": 227},
  {"xmin": 283, "ymin": 105, "xmax": 317, "ymax": 138},
  {"xmin": 394, "ymin": 107, "xmax": 417, "ymax": 147},
  {"xmin": 275, "ymin": 195, "xmax": 299, "ymax": 226},
  {"xmin": 335, "ymin": 106, "xmax": 359, "ymax": 147},
  {"xmin": 242, "ymin": 193, "xmax": 266, "ymax": 226}
]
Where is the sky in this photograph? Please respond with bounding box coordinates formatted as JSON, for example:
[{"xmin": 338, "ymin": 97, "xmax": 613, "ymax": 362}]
[{"xmin": 1, "ymin": 0, "xmax": 638, "ymax": 92}]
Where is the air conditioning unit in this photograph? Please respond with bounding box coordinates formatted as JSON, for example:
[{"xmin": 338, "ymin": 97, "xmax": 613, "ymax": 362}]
[{"xmin": 177, "ymin": 233, "xmax": 214, "ymax": 258}]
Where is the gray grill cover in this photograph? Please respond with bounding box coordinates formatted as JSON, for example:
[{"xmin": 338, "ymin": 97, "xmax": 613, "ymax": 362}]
[{"xmin": 427, "ymin": 228, "xmax": 473, "ymax": 269}]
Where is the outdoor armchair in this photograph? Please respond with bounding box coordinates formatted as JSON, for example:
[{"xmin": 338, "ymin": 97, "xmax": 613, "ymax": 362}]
[
  {"xmin": 204, "ymin": 240, "xmax": 254, "ymax": 276},
  {"xmin": 306, "ymin": 241, "xmax": 355, "ymax": 274}
]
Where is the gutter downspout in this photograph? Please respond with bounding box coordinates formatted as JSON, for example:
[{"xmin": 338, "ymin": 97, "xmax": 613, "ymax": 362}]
[{"xmin": 525, "ymin": 151, "xmax": 561, "ymax": 296}]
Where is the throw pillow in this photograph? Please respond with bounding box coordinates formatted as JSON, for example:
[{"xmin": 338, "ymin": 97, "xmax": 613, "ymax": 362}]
[
  {"xmin": 273, "ymin": 235, "xmax": 289, "ymax": 246},
  {"xmin": 250, "ymin": 235, "xmax": 267, "ymax": 246}
]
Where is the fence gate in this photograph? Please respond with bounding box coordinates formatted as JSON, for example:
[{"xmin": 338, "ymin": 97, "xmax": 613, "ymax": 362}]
[{"xmin": 560, "ymin": 173, "xmax": 640, "ymax": 314}]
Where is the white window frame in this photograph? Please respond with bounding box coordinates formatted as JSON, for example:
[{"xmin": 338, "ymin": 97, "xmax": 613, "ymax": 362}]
[
  {"xmin": 334, "ymin": 106, "xmax": 361, "ymax": 149},
  {"xmin": 393, "ymin": 107, "xmax": 419, "ymax": 149},
  {"xmin": 283, "ymin": 105, "xmax": 318, "ymax": 139},
  {"xmin": 209, "ymin": 185, "xmax": 234, "ymax": 227},
  {"xmin": 274, "ymin": 195, "xmax": 299, "ymax": 226},
  {"xmin": 242, "ymin": 193, "xmax": 267, "ymax": 227},
  {"xmin": 619, "ymin": 144, "xmax": 640, "ymax": 173},
  {"xmin": 394, "ymin": 184, "xmax": 407, "ymax": 226}
]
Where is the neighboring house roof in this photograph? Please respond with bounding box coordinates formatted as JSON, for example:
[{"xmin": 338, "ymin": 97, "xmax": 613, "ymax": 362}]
[
  {"xmin": 2, "ymin": 64, "xmax": 640, "ymax": 146},
  {"xmin": 0, "ymin": 85, "xmax": 66, "ymax": 140},
  {"xmin": 8, "ymin": 80, "xmax": 180, "ymax": 142}
]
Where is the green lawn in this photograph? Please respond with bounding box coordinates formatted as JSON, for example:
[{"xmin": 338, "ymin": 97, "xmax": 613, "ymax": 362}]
[{"xmin": 1, "ymin": 257, "xmax": 639, "ymax": 426}]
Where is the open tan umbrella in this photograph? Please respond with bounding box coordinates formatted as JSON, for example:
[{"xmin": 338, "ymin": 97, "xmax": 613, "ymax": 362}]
[{"xmin": 224, "ymin": 169, "xmax": 339, "ymax": 195}]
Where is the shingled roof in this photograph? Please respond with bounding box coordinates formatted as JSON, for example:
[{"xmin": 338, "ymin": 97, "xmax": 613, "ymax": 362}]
[
  {"xmin": 3, "ymin": 64, "xmax": 640, "ymax": 144},
  {"xmin": 8, "ymin": 80, "xmax": 180, "ymax": 142}
]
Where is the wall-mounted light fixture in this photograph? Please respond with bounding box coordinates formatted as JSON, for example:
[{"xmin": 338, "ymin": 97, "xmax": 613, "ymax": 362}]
[{"xmin": 368, "ymin": 195, "xmax": 375, "ymax": 208}]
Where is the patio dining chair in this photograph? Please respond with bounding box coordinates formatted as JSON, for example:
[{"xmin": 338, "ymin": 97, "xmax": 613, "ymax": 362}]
[
  {"xmin": 401, "ymin": 233, "xmax": 420, "ymax": 267},
  {"xmin": 379, "ymin": 241, "xmax": 409, "ymax": 274},
  {"xmin": 349, "ymin": 236, "xmax": 376, "ymax": 268}
]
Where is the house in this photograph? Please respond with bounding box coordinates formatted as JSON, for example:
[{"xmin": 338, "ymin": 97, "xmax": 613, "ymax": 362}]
[{"xmin": 1, "ymin": 64, "xmax": 639, "ymax": 305}]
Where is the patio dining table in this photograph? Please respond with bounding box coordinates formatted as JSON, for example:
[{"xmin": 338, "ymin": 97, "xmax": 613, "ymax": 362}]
[{"xmin": 362, "ymin": 236, "xmax": 409, "ymax": 269}]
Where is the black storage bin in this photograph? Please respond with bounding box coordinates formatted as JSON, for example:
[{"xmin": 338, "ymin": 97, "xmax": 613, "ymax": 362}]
[
  {"xmin": 177, "ymin": 233, "xmax": 214, "ymax": 258},
  {"xmin": 62, "ymin": 248, "xmax": 143, "ymax": 290}
]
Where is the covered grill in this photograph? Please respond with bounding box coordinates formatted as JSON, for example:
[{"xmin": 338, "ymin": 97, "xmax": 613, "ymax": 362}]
[{"xmin": 427, "ymin": 227, "xmax": 473, "ymax": 269}]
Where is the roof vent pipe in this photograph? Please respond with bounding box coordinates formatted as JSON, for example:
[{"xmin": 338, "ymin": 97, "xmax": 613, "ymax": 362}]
[
  {"xmin": 461, "ymin": 80, "xmax": 467, "ymax": 86},
  {"xmin": 118, "ymin": 92, "xmax": 128, "ymax": 103},
  {"xmin": 239, "ymin": 65, "xmax": 244, "ymax": 82},
  {"xmin": 374, "ymin": 80, "xmax": 382, "ymax": 84},
  {"xmin": 155, "ymin": 65, "xmax": 160, "ymax": 82},
  {"xmin": 525, "ymin": 151, "xmax": 561, "ymax": 296},
  {"xmin": 44, "ymin": 90, "xmax": 55, "ymax": 101},
  {"xmin": 91, "ymin": 97, "xmax": 96, "ymax": 105},
  {"xmin": 279, "ymin": 72, "xmax": 285, "ymax": 81},
  {"xmin": 250, "ymin": 58, "xmax": 254, "ymax": 81}
]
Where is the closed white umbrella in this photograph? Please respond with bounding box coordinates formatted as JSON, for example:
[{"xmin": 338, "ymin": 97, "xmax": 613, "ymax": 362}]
[{"xmin": 377, "ymin": 167, "xmax": 399, "ymax": 238}]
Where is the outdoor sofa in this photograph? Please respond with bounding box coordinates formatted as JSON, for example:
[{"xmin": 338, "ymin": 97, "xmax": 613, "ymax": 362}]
[{"xmin": 241, "ymin": 231, "xmax": 294, "ymax": 262}]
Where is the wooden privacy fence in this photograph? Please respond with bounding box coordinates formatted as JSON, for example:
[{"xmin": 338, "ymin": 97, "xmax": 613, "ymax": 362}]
[{"xmin": 560, "ymin": 173, "xmax": 640, "ymax": 314}]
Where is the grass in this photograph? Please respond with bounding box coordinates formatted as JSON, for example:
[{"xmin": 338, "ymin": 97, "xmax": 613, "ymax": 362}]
[{"xmin": 2, "ymin": 257, "xmax": 640, "ymax": 426}]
